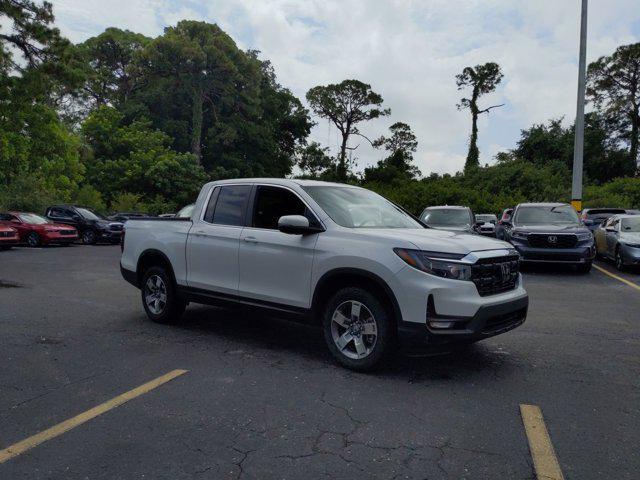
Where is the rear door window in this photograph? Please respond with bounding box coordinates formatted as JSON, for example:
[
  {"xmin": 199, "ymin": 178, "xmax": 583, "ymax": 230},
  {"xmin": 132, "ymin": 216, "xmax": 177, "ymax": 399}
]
[{"xmin": 211, "ymin": 185, "xmax": 252, "ymax": 226}]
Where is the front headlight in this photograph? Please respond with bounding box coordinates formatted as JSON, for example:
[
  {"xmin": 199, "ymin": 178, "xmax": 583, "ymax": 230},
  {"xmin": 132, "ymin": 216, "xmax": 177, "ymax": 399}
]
[
  {"xmin": 576, "ymin": 232, "xmax": 593, "ymax": 242},
  {"xmin": 394, "ymin": 248, "xmax": 472, "ymax": 280}
]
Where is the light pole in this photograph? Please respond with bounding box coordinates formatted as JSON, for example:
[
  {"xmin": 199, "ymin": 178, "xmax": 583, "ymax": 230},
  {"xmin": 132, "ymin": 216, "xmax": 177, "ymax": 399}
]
[{"xmin": 571, "ymin": 0, "xmax": 588, "ymax": 213}]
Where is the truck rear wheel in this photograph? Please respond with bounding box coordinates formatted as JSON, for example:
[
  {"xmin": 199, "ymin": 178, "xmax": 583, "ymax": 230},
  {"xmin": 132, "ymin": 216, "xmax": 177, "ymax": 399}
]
[
  {"xmin": 141, "ymin": 266, "xmax": 186, "ymax": 324},
  {"xmin": 322, "ymin": 287, "xmax": 394, "ymax": 371}
]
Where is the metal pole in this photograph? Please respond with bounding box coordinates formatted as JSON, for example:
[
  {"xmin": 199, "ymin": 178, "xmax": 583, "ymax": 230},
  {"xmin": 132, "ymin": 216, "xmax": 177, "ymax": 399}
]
[{"xmin": 571, "ymin": 0, "xmax": 588, "ymax": 213}]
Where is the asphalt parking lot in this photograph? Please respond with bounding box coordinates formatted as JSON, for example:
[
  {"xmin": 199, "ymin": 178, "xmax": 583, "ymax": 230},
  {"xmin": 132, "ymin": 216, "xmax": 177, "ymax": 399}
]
[{"xmin": 1, "ymin": 245, "xmax": 639, "ymax": 479}]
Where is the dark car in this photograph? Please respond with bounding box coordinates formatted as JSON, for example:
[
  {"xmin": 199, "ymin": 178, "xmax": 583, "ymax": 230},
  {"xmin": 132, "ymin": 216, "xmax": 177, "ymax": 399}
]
[
  {"xmin": 495, "ymin": 208, "xmax": 514, "ymax": 240},
  {"xmin": 419, "ymin": 206, "xmax": 475, "ymax": 233},
  {"xmin": 45, "ymin": 205, "xmax": 124, "ymax": 245},
  {"xmin": 580, "ymin": 208, "xmax": 626, "ymax": 233},
  {"xmin": 503, "ymin": 202, "xmax": 595, "ymax": 273},
  {"xmin": 594, "ymin": 214, "xmax": 640, "ymax": 270},
  {"xmin": 108, "ymin": 212, "xmax": 151, "ymax": 223},
  {"xmin": 0, "ymin": 212, "xmax": 78, "ymax": 247}
]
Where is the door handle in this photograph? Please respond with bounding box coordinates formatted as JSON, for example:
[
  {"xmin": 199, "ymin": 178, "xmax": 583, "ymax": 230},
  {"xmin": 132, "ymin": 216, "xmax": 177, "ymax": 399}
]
[{"xmin": 243, "ymin": 236, "xmax": 259, "ymax": 243}]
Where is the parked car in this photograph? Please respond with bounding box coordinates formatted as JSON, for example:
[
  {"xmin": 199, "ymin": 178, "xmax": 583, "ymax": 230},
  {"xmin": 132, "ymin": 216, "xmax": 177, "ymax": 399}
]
[
  {"xmin": 475, "ymin": 214, "xmax": 497, "ymax": 236},
  {"xmin": 626, "ymin": 209, "xmax": 640, "ymax": 215},
  {"xmin": 495, "ymin": 208, "xmax": 514, "ymax": 240},
  {"xmin": 0, "ymin": 224, "xmax": 19, "ymax": 250},
  {"xmin": 580, "ymin": 208, "xmax": 626, "ymax": 233},
  {"xmin": 120, "ymin": 179, "xmax": 528, "ymax": 371},
  {"xmin": 45, "ymin": 205, "xmax": 123, "ymax": 245},
  {"xmin": 503, "ymin": 202, "xmax": 595, "ymax": 272},
  {"xmin": 594, "ymin": 214, "xmax": 640, "ymax": 270},
  {"xmin": 0, "ymin": 212, "xmax": 78, "ymax": 247},
  {"xmin": 158, "ymin": 213, "xmax": 176, "ymax": 218},
  {"xmin": 108, "ymin": 212, "xmax": 151, "ymax": 222},
  {"xmin": 419, "ymin": 206, "xmax": 476, "ymax": 233}
]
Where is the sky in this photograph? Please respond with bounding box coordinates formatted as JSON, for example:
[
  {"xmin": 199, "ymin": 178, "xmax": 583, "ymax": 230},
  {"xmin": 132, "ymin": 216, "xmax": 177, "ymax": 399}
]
[{"xmin": 51, "ymin": 0, "xmax": 640, "ymax": 175}]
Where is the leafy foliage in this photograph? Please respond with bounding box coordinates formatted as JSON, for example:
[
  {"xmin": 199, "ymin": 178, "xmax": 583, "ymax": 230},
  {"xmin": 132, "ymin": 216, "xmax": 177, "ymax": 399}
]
[{"xmin": 364, "ymin": 122, "xmax": 420, "ymax": 183}]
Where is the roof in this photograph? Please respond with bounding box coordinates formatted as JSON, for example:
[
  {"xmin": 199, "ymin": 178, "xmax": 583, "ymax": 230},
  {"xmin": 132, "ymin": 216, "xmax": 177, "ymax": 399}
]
[
  {"xmin": 206, "ymin": 178, "xmax": 358, "ymax": 189},
  {"xmin": 515, "ymin": 202, "xmax": 569, "ymax": 208},
  {"xmin": 423, "ymin": 205, "xmax": 469, "ymax": 210}
]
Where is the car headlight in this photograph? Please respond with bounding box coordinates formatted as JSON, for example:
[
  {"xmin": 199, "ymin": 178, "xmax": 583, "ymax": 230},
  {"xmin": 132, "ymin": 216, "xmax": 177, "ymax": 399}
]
[
  {"xmin": 511, "ymin": 231, "xmax": 528, "ymax": 240},
  {"xmin": 576, "ymin": 232, "xmax": 593, "ymax": 242},
  {"xmin": 394, "ymin": 248, "xmax": 472, "ymax": 280}
]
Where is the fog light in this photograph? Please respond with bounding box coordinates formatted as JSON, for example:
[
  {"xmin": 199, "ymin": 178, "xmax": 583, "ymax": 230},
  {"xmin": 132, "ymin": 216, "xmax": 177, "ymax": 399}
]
[{"xmin": 428, "ymin": 320, "xmax": 454, "ymax": 329}]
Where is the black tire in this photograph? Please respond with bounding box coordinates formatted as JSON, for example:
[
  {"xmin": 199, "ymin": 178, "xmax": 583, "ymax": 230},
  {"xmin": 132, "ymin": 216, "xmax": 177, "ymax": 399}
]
[
  {"xmin": 26, "ymin": 232, "xmax": 41, "ymax": 247},
  {"xmin": 615, "ymin": 249, "xmax": 625, "ymax": 271},
  {"xmin": 322, "ymin": 287, "xmax": 394, "ymax": 372},
  {"xmin": 576, "ymin": 261, "xmax": 592, "ymax": 274},
  {"xmin": 81, "ymin": 229, "xmax": 97, "ymax": 245},
  {"xmin": 140, "ymin": 266, "xmax": 186, "ymax": 324}
]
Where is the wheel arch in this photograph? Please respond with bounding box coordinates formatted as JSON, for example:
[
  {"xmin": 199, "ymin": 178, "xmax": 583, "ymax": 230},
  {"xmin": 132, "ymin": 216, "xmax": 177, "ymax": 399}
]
[
  {"xmin": 311, "ymin": 268, "xmax": 402, "ymax": 325},
  {"xmin": 136, "ymin": 249, "xmax": 178, "ymax": 288}
]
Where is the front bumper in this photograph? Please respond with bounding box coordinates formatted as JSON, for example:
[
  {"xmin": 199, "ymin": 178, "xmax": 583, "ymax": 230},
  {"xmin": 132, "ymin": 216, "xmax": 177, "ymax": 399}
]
[
  {"xmin": 398, "ymin": 294, "xmax": 528, "ymax": 346},
  {"xmin": 620, "ymin": 244, "xmax": 640, "ymax": 266},
  {"xmin": 98, "ymin": 230, "xmax": 123, "ymax": 243},
  {"xmin": 511, "ymin": 241, "xmax": 595, "ymax": 264},
  {"xmin": 43, "ymin": 232, "xmax": 78, "ymax": 244},
  {"xmin": 0, "ymin": 236, "xmax": 19, "ymax": 245}
]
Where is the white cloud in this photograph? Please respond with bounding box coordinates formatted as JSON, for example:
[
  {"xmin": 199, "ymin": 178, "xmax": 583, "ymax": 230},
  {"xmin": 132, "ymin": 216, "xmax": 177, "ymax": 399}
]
[{"xmin": 52, "ymin": 0, "xmax": 640, "ymax": 174}]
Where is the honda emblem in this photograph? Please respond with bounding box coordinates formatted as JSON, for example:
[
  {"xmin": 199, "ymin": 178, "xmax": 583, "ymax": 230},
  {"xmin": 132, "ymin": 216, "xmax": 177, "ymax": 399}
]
[{"xmin": 548, "ymin": 235, "xmax": 557, "ymax": 244}]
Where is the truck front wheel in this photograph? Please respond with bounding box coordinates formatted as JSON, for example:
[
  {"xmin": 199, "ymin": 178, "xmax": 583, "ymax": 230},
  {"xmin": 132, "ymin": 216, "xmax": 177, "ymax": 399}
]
[
  {"xmin": 322, "ymin": 287, "xmax": 394, "ymax": 371},
  {"xmin": 141, "ymin": 266, "xmax": 186, "ymax": 324}
]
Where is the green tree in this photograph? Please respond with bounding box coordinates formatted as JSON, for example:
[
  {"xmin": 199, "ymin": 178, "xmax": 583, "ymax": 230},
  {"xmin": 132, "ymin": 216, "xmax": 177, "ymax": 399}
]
[
  {"xmin": 81, "ymin": 106, "xmax": 206, "ymax": 206},
  {"xmin": 296, "ymin": 141, "xmax": 334, "ymax": 178},
  {"xmin": 456, "ymin": 62, "xmax": 504, "ymax": 171},
  {"xmin": 587, "ymin": 43, "xmax": 640, "ymax": 173},
  {"xmin": 306, "ymin": 79, "xmax": 390, "ymax": 181},
  {"xmin": 365, "ymin": 122, "xmax": 421, "ymax": 183},
  {"xmin": 77, "ymin": 27, "xmax": 150, "ymax": 107}
]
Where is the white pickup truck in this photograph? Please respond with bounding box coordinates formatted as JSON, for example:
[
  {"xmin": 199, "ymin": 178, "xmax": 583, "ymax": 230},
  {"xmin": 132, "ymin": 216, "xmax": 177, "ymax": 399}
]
[{"xmin": 120, "ymin": 179, "xmax": 528, "ymax": 370}]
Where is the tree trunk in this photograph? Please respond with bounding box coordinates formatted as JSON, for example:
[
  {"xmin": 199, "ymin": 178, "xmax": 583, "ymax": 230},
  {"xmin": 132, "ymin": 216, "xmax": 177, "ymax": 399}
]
[
  {"xmin": 465, "ymin": 89, "xmax": 481, "ymax": 172},
  {"xmin": 191, "ymin": 85, "xmax": 204, "ymax": 165},
  {"xmin": 338, "ymin": 131, "xmax": 348, "ymax": 181},
  {"xmin": 631, "ymin": 107, "xmax": 639, "ymax": 175}
]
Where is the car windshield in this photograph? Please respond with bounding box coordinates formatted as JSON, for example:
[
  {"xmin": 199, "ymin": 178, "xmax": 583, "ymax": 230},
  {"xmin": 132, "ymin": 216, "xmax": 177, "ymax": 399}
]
[
  {"xmin": 621, "ymin": 217, "xmax": 640, "ymax": 232},
  {"xmin": 18, "ymin": 213, "xmax": 50, "ymax": 224},
  {"xmin": 302, "ymin": 186, "xmax": 422, "ymax": 229},
  {"xmin": 176, "ymin": 204, "xmax": 195, "ymax": 218},
  {"xmin": 476, "ymin": 214, "xmax": 497, "ymax": 223},
  {"xmin": 422, "ymin": 209, "xmax": 471, "ymax": 226},
  {"xmin": 514, "ymin": 205, "xmax": 579, "ymax": 225},
  {"xmin": 76, "ymin": 207, "xmax": 104, "ymax": 220}
]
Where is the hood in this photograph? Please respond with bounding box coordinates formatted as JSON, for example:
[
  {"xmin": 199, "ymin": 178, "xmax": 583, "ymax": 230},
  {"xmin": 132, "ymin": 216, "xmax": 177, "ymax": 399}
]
[
  {"xmin": 620, "ymin": 232, "xmax": 640, "ymax": 243},
  {"xmin": 350, "ymin": 228, "xmax": 513, "ymax": 255},
  {"xmin": 428, "ymin": 224, "xmax": 472, "ymax": 232},
  {"xmin": 42, "ymin": 222, "xmax": 75, "ymax": 230},
  {"xmin": 0, "ymin": 225, "xmax": 17, "ymax": 233},
  {"xmin": 513, "ymin": 224, "xmax": 589, "ymax": 234}
]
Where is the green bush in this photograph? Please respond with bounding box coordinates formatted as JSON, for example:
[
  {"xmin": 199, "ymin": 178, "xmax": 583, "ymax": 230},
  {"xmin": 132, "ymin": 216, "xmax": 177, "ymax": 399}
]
[{"xmin": 73, "ymin": 184, "xmax": 106, "ymax": 212}]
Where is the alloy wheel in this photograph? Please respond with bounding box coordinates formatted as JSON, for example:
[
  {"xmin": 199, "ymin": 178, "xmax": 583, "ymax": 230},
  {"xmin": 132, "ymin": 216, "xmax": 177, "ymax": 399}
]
[
  {"xmin": 27, "ymin": 233, "xmax": 39, "ymax": 247},
  {"xmin": 330, "ymin": 300, "xmax": 378, "ymax": 360},
  {"xmin": 144, "ymin": 275, "xmax": 167, "ymax": 315}
]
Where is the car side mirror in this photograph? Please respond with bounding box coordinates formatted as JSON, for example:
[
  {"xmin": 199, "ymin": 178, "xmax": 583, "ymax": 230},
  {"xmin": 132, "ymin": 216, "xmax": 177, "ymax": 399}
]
[
  {"xmin": 278, "ymin": 215, "xmax": 323, "ymax": 235},
  {"xmin": 605, "ymin": 226, "xmax": 616, "ymax": 232}
]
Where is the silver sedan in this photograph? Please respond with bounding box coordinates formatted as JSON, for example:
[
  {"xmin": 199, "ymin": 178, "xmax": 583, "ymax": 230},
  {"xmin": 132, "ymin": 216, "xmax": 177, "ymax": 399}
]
[{"xmin": 594, "ymin": 214, "xmax": 640, "ymax": 270}]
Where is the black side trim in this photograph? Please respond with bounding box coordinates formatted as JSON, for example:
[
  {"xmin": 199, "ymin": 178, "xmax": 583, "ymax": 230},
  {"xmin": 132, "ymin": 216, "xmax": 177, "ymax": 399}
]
[
  {"xmin": 120, "ymin": 264, "xmax": 138, "ymax": 287},
  {"xmin": 177, "ymin": 285, "xmax": 312, "ymax": 322}
]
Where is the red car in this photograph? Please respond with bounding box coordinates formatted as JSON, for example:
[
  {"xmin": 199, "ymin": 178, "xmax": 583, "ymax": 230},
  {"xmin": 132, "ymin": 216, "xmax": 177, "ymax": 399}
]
[
  {"xmin": 0, "ymin": 212, "xmax": 78, "ymax": 247},
  {"xmin": 0, "ymin": 224, "xmax": 19, "ymax": 250}
]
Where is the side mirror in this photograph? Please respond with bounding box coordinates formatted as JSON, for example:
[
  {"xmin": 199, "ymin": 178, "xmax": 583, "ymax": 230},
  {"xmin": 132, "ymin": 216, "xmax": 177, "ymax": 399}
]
[
  {"xmin": 277, "ymin": 215, "xmax": 323, "ymax": 235},
  {"xmin": 605, "ymin": 226, "xmax": 616, "ymax": 232}
]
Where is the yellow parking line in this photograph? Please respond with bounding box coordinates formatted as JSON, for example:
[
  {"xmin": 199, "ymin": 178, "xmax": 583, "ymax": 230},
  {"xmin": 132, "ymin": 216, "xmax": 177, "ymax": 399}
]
[
  {"xmin": 520, "ymin": 404, "xmax": 564, "ymax": 480},
  {"xmin": 593, "ymin": 264, "xmax": 640, "ymax": 292},
  {"xmin": 0, "ymin": 369, "xmax": 188, "ymax": 464}
]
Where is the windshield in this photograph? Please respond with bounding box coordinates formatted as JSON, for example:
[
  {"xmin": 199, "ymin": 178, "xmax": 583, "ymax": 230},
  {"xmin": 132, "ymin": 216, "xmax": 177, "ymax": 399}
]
[
  {"xmin": 422, "ymin": 209, "xmax": 471, "ymax": 226},
  {"xmin": 176, "ymin": 204, "xmax": 195, "ymax": 218},
  {"xmin": 476, "ymin": 214, "xmax": 497, "ymax": 223},
  {"xmin": 514, "ymin": 205, "xmax": 579, "ymax": 225},
  {"xmin": 302, "ymin": 186, "xmax": 422, "ymax": 229},
  {"xmin": 621, "ymin": 217, "xmax": 640, "ymax": 232},
  {"xmin": 76, "ymin": 207, "xmax": 104, "ymax": 220},
  {"xmin": 18, "ymin": 213, "xmax": 51, "ymax": 225}
]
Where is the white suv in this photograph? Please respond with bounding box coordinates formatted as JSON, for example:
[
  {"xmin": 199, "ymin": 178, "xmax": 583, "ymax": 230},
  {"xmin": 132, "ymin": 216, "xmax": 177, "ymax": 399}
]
[{"xmin": 120, "ymin": 179, "xmax": 528, "ymax": 371}]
